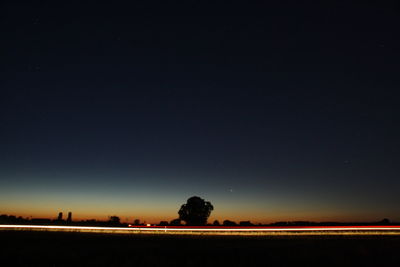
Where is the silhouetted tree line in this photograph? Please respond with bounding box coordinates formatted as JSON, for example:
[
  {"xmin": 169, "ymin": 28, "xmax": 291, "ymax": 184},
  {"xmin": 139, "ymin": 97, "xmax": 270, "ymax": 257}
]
[
  {"xmin": 0, "ymin": 214, "xmax": 128, "ymax": 227},
  {"xmin": 0, "ymin": 195, "xmax": 395, "ymax": 227},
  {"xmin": 0, "ymin": 215, "xmax": 29, "ymax": 224}
]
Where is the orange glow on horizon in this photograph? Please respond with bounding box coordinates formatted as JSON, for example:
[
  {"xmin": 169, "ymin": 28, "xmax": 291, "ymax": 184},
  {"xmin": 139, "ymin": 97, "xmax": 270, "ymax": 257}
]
[{"xmin": 0, "ymin": 209, "xmax": 390, "ymax": 225}]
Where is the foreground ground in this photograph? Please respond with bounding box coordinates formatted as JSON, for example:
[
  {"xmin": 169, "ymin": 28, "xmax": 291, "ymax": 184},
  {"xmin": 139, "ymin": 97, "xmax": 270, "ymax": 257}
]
[{"xmin": 1, "ymin": 231, "xmax": 400, "ymax": 266}]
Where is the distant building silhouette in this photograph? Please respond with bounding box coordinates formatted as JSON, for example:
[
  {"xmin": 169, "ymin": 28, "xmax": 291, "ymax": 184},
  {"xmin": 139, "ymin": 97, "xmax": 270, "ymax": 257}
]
[
  {"xmin": 57, "ymin": 212, "xmax": 63, "ymax": 221},
  {"xmin": 67, "ymin": 212, "xmax": 72, "ymax": 223}
]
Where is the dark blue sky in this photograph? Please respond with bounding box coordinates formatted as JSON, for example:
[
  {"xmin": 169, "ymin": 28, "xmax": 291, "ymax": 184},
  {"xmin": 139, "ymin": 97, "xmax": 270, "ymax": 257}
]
[{"xmin": 1, "ymin": 1, "xmax": 399, "ymax": 223}]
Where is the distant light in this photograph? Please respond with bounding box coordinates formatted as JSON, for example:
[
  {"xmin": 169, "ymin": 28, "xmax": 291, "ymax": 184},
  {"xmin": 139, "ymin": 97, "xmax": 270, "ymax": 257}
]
[{"xmin": 146, "ymin": 224, "xmax": 151, "ymax": 226}]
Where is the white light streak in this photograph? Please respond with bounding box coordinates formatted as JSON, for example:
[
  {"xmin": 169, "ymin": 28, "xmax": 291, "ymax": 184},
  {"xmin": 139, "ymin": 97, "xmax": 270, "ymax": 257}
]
[{"xmin": 1, "ymin": 224, "xmax": 400, "ymax": 234}]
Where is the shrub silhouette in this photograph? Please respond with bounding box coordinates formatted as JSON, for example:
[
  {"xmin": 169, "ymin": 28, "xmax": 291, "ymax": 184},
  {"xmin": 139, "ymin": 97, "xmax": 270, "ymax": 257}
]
[
  {"xmin": 239, "ymin": 221, "xmax": 253, "ymax": 226},
  {"xmin": 223, "ymin": 220, "xmax": 237, "ymax": 226},
  {"xmin": 170, "ymin": 218, "xmax": 182, "ymax": 226},
  {"xmin": 178, "ymin": 196, "xmax": 214, "ymax": 226},
  {"xmin": 108, "ymin": 216, "xmax": 121, "ymax": 225}
]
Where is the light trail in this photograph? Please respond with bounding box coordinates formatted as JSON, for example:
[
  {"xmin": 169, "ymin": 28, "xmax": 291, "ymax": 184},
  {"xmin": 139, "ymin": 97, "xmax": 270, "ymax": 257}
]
[{"xmin": 1, "ymin": 225, "xmax": 400, "ymax": 235}]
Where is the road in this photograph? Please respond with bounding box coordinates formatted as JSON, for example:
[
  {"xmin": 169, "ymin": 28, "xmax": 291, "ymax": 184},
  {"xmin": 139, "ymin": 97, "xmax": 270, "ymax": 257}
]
[{"xmin": 1, "ymin": 224, "xmax": 400, "ymax": 235}]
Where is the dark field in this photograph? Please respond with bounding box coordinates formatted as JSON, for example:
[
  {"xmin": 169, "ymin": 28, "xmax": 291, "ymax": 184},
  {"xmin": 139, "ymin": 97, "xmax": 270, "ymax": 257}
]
[{"xmin": 1, "ymin": 231, "xmax": 400, "ymax": 266}]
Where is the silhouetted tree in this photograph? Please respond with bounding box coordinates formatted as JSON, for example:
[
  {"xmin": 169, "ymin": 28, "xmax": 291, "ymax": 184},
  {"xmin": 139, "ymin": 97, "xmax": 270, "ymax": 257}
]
[
  {"xmin": 170, "ymin": 218, "xmax": 182, "ymax": 226},
  {"xmin": 291, "ymin": 221, "xmax": 312, "ymax": 226},
  {"xmin": 178, "ymin": 196, "xmax": 214, "ymax": 226},
  {"xmin": 239, "ymin": 221, "xmax": 253, "ymax": 226},
  {"xmin": 108, "ymin": 216, "xmax": 121, "ymax": 225},
  {"xmin": 271, "ymin": 221, "xmax": 288, "ymax": 226},
  {"xmin": 213, "ymin": 220, "xmax": 220, "ymax": 226},
  {"xmin": 379, "ymin": 218, "xmax": 390, "ymax": 225},
  {"xmin": 223, "ymin": 220, "xmax": 237, "ymax": 226},
  {"xmin": 134, "ymin": 219, "xmax": 141, "ymax": 225},
  {"xmin": 159, "ymin": 221, "xmax": 169, "ymax": 226}
]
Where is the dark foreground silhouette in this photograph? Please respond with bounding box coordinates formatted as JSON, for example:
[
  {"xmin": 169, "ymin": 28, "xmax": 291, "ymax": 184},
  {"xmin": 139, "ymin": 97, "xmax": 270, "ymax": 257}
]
[
  {"xmin": 1, "ymin": 230, "xmax": 400, "ymax": 267},
  {"xmin": 0, "ymin": 196, "xmax": 394, "ymax": 228},
  {"xmin": 178, "ymin": 196, "xmax": 214, "ymax": 226}
]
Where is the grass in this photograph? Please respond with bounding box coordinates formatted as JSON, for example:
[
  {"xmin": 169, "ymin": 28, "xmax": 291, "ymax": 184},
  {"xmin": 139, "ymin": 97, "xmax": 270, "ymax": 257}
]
[{"xmin": 2, "ymin": 230, "xmax": 400, "ymax": 266}]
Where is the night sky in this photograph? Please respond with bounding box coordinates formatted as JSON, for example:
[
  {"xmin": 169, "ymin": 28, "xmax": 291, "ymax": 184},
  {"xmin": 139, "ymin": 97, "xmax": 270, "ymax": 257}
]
[{"xmin": 1, "ymin": 1, "xmax": 399, "ymax": 224}]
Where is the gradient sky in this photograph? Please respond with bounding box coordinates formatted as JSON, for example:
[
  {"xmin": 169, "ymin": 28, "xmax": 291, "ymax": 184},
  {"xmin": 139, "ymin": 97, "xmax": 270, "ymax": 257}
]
[{"xmin": 1, "ymin": 1, "xmax": 400, "ymax": 224}]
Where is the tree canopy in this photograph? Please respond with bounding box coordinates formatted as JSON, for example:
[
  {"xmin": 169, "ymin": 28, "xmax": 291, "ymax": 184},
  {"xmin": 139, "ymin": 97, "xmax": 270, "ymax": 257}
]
[{"xmin": 178, "ymin": 196, "xmax": 213, "ymax": 226}]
